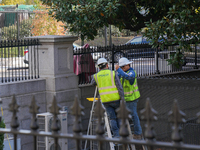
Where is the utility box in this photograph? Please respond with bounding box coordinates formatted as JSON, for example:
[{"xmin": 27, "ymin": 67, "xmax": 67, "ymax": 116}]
[{"xmin": 37, "ymin": 111, "xmax": 68, "ymax": 150}]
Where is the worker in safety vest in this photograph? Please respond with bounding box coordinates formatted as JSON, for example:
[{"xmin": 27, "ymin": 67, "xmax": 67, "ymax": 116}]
[
  {"xmin": 115, "ymin": 57, "xmax": 143, "ymax": 140},
  {"xmin": 91, "ymin": 58, "xmax": 124, "ymax": 138}
]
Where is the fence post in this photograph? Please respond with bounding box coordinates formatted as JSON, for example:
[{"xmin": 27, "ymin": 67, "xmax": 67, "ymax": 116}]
[
  {"xmin": 155, "ymin": 47, "xmax": 160, "ymax": 74},
  {"xmin": 16, "ymin": 4, "xmax": 20, "ymax": 56},
  {"xmin": 194, "ymin": 44, "xmax": 198, "ymax": 69},
  {"xmin": 112, "ymin": 44, "xmax": 115, "ymax": 70},
  {"xmin": 28, "ymin": 35, "xmax": 79, "ymax": 150}
]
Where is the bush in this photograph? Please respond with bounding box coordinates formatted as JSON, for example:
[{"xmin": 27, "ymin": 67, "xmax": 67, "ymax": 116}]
[
  {"xmin": 0, "ymin": 119, "xmax": 5, "ymax": 150},
  {"xmin": 1, "ymin": 18, "xmax": 33, "ymax": 40}
]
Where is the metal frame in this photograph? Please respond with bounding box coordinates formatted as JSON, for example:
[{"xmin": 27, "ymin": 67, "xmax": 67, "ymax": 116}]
[{"xmin": 0, "ymin": 95, "xmax": 200, "ymax": 150}]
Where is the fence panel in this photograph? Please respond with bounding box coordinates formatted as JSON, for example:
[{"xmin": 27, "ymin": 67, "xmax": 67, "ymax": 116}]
[
  {"xmin": 0, "ymin": 95, "xmax": 200, "ymax": 150},
  {"xmin": 73, "ymin": 44, "xmax": 200, "ymax": 85},
  {"xmin": 0, "ymin": 39, "xmax": 40, "ymax": 83}
]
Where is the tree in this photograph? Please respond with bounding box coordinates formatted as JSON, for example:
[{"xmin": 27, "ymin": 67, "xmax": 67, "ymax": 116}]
[
  {"xmin": 1, "ymin": 0, "xmax": 25, "ymax": 5},
  {"xmin": 144, "ymin": 0, "xmax": 200, "ymax": 50},
  {"xmin": 25, "ymin": 0, "xmax": 34, "ymax": 5},
  {"xmin": 1, "ymin": 18, "xmax": 32, "ymax": 40},
  {"xmin": 30, "ymin": 10, "xmax": 66, "ymax": 36},
  {"xmin": 1, "ymin": 0, "xmax": 35, "ymax": 5},
  {"xmin": 40, "ymin": 0, "xmax": 171, "ymax": 40},
  {"xmin": 40, "ymin": 0, "xmax": 200, "ymax": 43},
  {"xmin": 30, "ymin": 1, "xmax": 66, "ymax": 36}
]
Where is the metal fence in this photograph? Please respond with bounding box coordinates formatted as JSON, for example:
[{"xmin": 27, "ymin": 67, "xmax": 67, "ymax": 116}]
[
  {"xmin": 73, "ymin": 43, "xmax": 200, "ymax": 84},
  {"xmin": 0, "ymin": 38, "xmax": 40, "ymax": 83},
  {"xmin": 0, "ymin": 6, "xmax": 35, "ymax": 41},
  {"xmin": 0, "ymin": 95, "xmax": 200, "ymax": 150}
]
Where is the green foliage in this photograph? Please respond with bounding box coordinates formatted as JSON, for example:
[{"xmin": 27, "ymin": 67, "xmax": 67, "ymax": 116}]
[
  {"xmin": 144, "ymin": 0, "xmax": 200, "ymax": 49},
  {"xmin": 25, "ymin": 0, "xmax": 35, "ymax": 5},
  {"xmin": 143, "ymin": 0, "xmax": 200, "ymax": 66},
  {"xmin": 0, "ymin": 119, "xmax": 5, "ymax": 150},
  {"xmin": 166, "ymin": 48, "xmax": 185, "ymax": 69},
  {"xmin": 40, "ymin": 0, "xmax": 170, "ymax": 40},
  {"xmin": 0, "ymin": 47, "xmax": 24, "ymax": 58},
  {"xmin": 38, "ymin": 0, "xmax": 200, "ymax": 48},
  {"xmin": 1, "ymin": 0, "xmax": 25, "ymax": 5},
  {"xmin": 1, "ymin": 18, "xmax": 32, "ymax": 40}
]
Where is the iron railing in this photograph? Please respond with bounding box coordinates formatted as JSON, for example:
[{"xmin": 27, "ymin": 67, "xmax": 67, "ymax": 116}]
[
  {"xmin": 0, "ymin": 38, "xmax": 40, "ymax": 83},
  {"xmin": 0, "ymin": 95, "xmax": 200, "ymax": 150},
  {"xmin": 73, "ymin": 43, "xmax": 200, "ymax": 84}
]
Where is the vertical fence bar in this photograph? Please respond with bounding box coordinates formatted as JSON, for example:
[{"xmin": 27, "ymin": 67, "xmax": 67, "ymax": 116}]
[
  {"xmin": 194, "ymin": 44, "xmax": 198, "ymax": 69},
  {"xmin": 16, "ymin": 40, "xmax": 18, "ymax": 81},
  {"xmin": 9, "ymin": 95, "xmax": 19, "ymax": 150},
  {"xmin": 1, "ymin": 41, "xmax": 3, "ymax": 83},
  {"xmin": 29, "ymin": 96, "xmax": 39, "ymax": 150},
  {"xmin": 8, "ymin": 40, "xmax": 10, "ymax": 82},
  {"xmin": 31, "ymin": 39, "xmax": 34, "ymax": 79},
  {"xmin": 34, "ymin": 40, "xmax": 36, "ymax": 79},
  {"xmin": 3, "ymin": 41, "xmax": 6, "ymax": 82},
  {"xmin": 17, "ymin": 39, "xmax": 20, "ymax": 81},
  {"xmin": 155, "ymin": 47, "xmax": 160, "ymax": 74},
  {"xmin": 141, "ymin": 98, "xmax": 158, "ymax": 149},
  {"xmin": 24, "ymin": 39, "xmax": 28, "ymax": 80},
  {"xmin": 20, "ymin": 40, "xmax": 24, "ymax": 80},
  {"xmin": 94, "ymin": 98, "xmax": 105, "ymax": 150},
  {"xmin": 37, "ymin": 39, "xmax": 40, "ymax": 79},
  {"xmin": 71, "ymin": 95, "xmax": 84, "ymax": 150},
  {"xmin": 112, "ymin": 45, "xmax": 114, "ymax": 70},
  {"xmin": 11, "ymin": 40, "xmax": 13, "ymax": 81},
  {"xmin": 49, "ymin": 96, "xmax": 61, "ymax": 150}
]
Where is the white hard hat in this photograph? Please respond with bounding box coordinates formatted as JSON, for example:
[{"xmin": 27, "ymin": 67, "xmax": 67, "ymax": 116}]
[
  {"xmin": 119, "ymin": 57, "xmax": 132, "ymax": 67},
  {"xmin": 97, "ymin": 58, "xmax": 108, "ymax": 66}
]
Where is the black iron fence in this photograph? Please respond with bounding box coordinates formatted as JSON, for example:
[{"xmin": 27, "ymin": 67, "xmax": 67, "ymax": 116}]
[
  {"xmin": 73, "ymin": 43, "xmax": 200, "ymax": 84},
  {"xmin": 0, "ymin": 95, "xmax": 200, "ymax": 150},
  {"xmin": 0, "ymin": 38, "xmax": 40, "ymax": 83}
]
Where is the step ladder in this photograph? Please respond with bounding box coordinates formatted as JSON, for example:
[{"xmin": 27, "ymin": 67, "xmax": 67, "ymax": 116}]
[{"xmin": 84, "ymin": 87, "xmax": 137, "ymax": 150}]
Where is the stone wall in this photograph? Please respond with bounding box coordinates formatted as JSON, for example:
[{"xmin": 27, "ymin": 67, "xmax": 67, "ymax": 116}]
[
  {"xmin": 78, "ymin": 76, "xmax": 200, "ymax": 143},
  {"xmin": 0, "ymin": 79, "xmax": 46, "ymax": 149},
  {"xmin": 0, "ymin": 35, "xmax": 79, "ymax": 150},
  {"xmin": 137, "ymin": 78, "xmax": 200, "ymax": 141}
]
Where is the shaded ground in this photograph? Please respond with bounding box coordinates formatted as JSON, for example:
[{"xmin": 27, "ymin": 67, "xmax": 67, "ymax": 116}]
[{"xmin": 74, "ymin": 36, "xmax": 134, "ymax": 46}]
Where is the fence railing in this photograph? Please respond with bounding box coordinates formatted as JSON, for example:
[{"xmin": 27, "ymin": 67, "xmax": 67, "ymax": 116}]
[
  {"xmin": 0, "ymin": 95, "xmax": 200, "ymax": 150},
  {"xmin": 73, "ymin": 43, "xmax": 200, "ymax": 84},
  {"xmin": 0, "ymin": 38, "xmax": 40, "ymax": 83}
]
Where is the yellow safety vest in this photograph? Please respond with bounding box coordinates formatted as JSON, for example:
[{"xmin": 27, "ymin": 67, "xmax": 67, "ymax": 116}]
[
  {"xmin": 120, "ymin": 70, "xmax": 140, "ymax": 101},
  {"xmin": 94, "ymin": 70, "xmax": 120, "ymax": 103}
]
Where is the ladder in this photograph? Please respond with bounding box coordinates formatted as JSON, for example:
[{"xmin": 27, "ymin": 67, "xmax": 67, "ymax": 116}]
[{"xmin": 84, "ymin": 87, "xmax": 136, "ymax": 150}]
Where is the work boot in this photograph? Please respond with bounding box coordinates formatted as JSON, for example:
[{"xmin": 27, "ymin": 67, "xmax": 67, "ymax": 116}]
[{"xmin": 132, "ymin": 134, "xmax": 143, "ymax": 140}]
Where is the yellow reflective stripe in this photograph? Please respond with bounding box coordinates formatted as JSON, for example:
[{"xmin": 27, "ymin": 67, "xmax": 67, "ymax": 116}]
[
  {"xmin": 99, "ymin": 85, "xmax": 116, "ymax": 90},
  {"xmin": 99, "ymin": 90, "xmax": 118, "ymax": 95},
  {"xmin": 134, "ymin": 83, "xmax": 138, "ymax": 87},
  {"xmin": 124, "ymin": 89, "xmax": 139, "ymax": 94}
]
